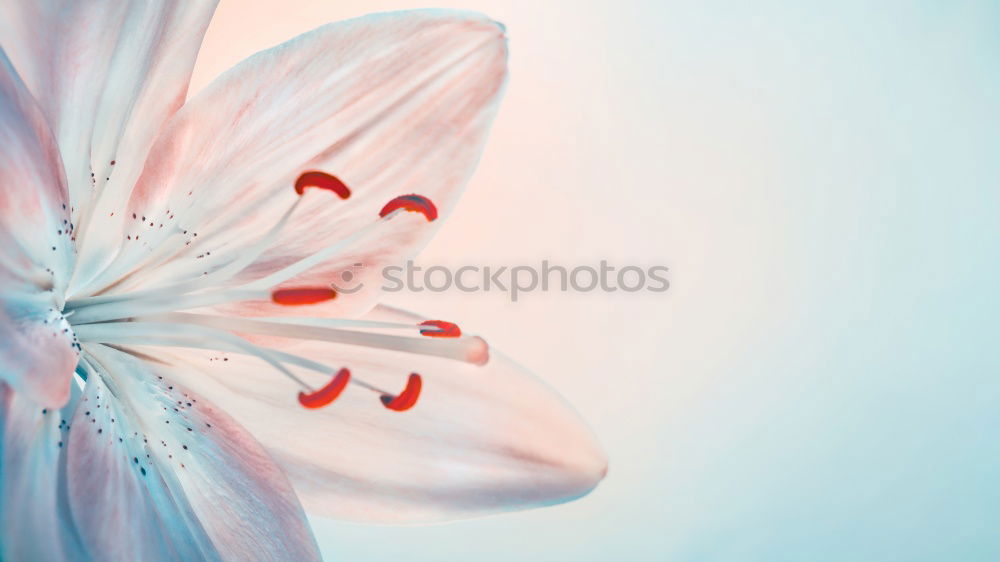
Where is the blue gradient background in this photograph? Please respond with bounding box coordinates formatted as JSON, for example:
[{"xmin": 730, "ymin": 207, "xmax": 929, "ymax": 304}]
[{"xmin": 194, "ymin": 1, "xmax": 1000, "ymax": 559}]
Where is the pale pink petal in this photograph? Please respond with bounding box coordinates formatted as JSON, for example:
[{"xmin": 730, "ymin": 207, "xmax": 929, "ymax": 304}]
[
  {"xmin": 0, "ymin": 50, "xmax": 78, "ymax": 408},
  {"xmin": 0, "ymin": 297, "xmax": 78, "ymax": 410},
  {"xmin": 87, "ymin": 10, "xmax": 507, "ymax": 318},
  {"xmin": 142, "ymin": 306, "xmax": 607, "ymax": 523},
  {"xmin": 0, "ymin": 1, "xmax": 218, "ymax": 292},
  {"xmin": 0, "ymin": 383, "xmax": 87, "ymax": 561},
  {"xmin": 67, "ymin": 346, "xmax": 320, "ymax": 561}
]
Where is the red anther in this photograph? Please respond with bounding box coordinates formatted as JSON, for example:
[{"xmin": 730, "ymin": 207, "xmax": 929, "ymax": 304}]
[
  {"xmin": 294, "ymin": 171, "xmax": 351, "ymax": 199},
  {"xmin": 379, "ymin": 194, "xmax": 438, "ymax": 221},
  {"xmin": 419, "ymin": 320, "xmax": 461, "ymax": 338},
  {"xmin": 298, "ymin": 368, "xmax": 351, "ymax": 409},
  {"xmin": 272, "ymin": 287, "xmax": 337, "ymax": 305},
  {"xmin": 380, "ymin": 373, "xmax": 422, "ymax": 412}
]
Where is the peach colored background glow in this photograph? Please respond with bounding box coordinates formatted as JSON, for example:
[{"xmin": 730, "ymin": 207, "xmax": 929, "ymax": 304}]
[{"xmin": 194, "ymin": 2, "xmax": 1000, "ymax": 560}]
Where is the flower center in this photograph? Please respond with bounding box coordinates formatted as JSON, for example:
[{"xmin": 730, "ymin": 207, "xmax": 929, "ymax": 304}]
[{"xmin": 63, "ymin": 172, "xmax": 487, "ymax": 412}]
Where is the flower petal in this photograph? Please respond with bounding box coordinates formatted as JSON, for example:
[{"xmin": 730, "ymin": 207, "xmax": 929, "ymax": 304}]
[
  {"xmin": 0, "ymin": 1, "xmax": 218, "ymax": 294},
  {"xmin": 140, "ymin": 306, "xmax": 607, "ymax": 523},
  {"xmin": 0, "ymin": 50, "xmax": 79, "ymax": 408},
  {"xmin": 82, "ymin": 10, "xmax": 507, "ymax": 318},
  {"xmin": 0, "ymin": 293, "xmax": 79, "ymax": 409},
  {"xmin": 0, "ymin": 383, "xmax": 87, "ymax": 561},
  {"xmin": 66, "ymin": 345, "xmax": 320, "ymax": 561}
]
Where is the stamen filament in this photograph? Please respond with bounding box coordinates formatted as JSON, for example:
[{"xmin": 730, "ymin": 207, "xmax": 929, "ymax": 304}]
[
  {"xmin": 140, "ymin": 197, "xmax": 306, "ymax": 295},
  {"xmin": 243, "ymin": 214, "xmax": 395, "ymax": 291},
  {"xmin": 254, "ymin": 316, "xmax": 432, "ymax": 333},
  {"xmin": 68, "ymin": 289, "xmax": 268, "ymax": 325},
  {"xmin": 73, "ymin": 321, "xmax": 311, "ymax": 389},
  {"xmin": 73, "ymin": 321, "xmax": 391, "ymax": 395},
  {"xmin": 137, "ymin": 312, "xmax": 489, "ymax": 365},
  {"xmin": 64, "ymin": 210, "xmax": 375, "ymax": 315}
]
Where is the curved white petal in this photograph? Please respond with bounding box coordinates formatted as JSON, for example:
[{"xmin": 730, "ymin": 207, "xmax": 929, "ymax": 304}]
[
  {"xmin": 0, "ymin": 1, "xmax": 218, "ymax": 295},
  {"xmin": 67, "ymin": 346, "xmax": 320, "ymax": 561},
  {"xmin": 81, "ymin": 10, "xmax": 508, "ymax": 318},
  {"xmin": 0, "ymin": 383, "xmax": 87, "ymax": 561},
  {"xmin": 138, "ymin": 306, "xmax": 607, "ymax": 523},
  {"xmin": 0, "ymin": 50, "xmax": 79, "ymax": 407}
]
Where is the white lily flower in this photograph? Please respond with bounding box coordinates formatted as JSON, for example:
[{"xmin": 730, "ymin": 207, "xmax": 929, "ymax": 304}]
[{"xmin": 0, "ymin": 3, "xmax": 606, "ymax": 560}]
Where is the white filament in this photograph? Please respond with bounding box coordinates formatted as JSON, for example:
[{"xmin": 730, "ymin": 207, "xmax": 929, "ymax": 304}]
[{"xmin": 137, "ymin": 312, "xmax": 484, "ymax": 364}]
